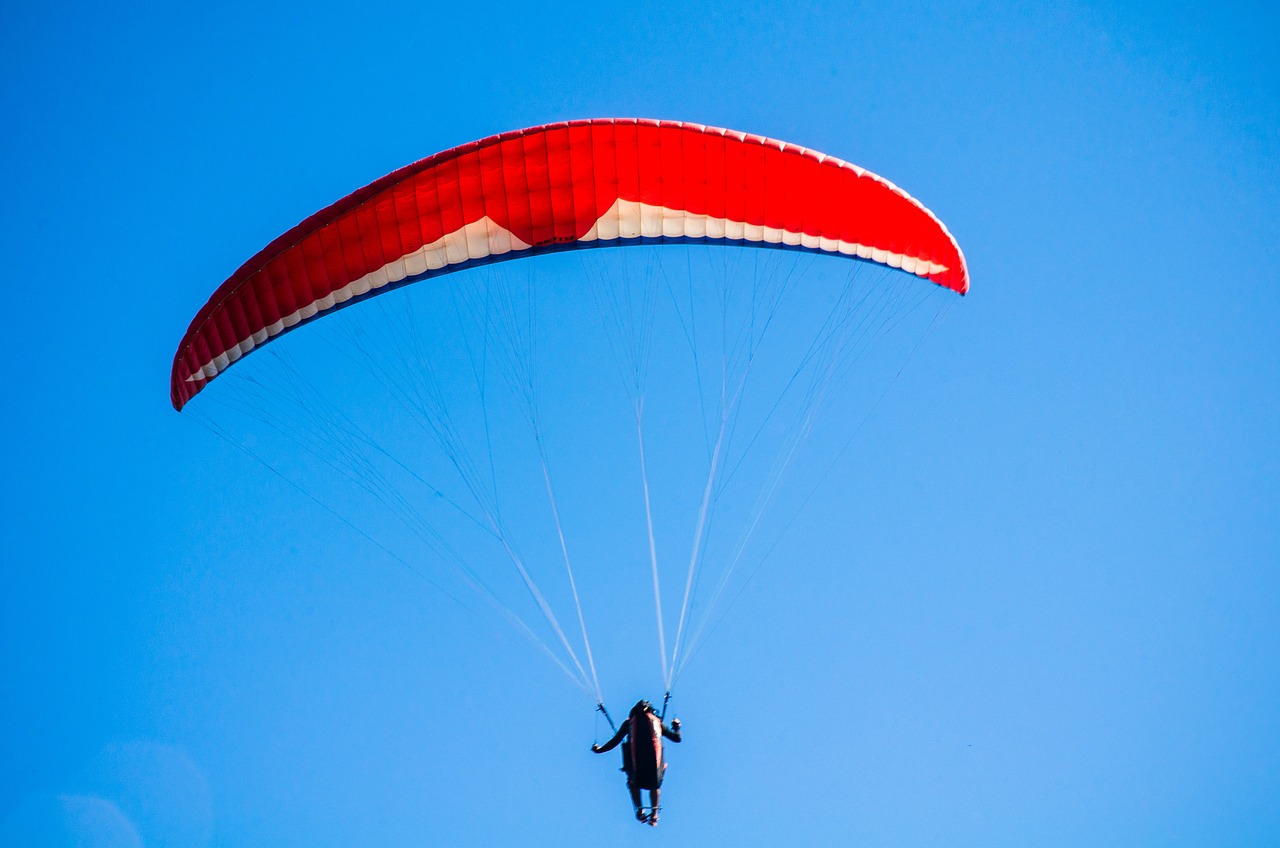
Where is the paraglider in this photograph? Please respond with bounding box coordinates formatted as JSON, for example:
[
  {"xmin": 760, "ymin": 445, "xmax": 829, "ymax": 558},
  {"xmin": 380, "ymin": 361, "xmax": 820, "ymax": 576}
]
[
  {"xmin": 592, "ymin": 700, "xmax": 682, "ymax": 826},
  {"xmin": 171, "ymin": 118, "xmax": 967, "ymax": 823}
]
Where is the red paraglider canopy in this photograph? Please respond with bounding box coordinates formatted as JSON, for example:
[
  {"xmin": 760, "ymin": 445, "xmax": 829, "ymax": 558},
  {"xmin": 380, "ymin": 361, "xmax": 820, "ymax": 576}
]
[{"xmin": 171, "ymin": 118, "xmax": 968, "ymax": 410}]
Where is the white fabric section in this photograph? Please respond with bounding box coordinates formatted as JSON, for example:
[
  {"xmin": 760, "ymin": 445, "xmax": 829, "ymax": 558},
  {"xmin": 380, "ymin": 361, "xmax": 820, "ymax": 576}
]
[
  {"xmin": 187, "ymin": 204, "xmax": 946, "ymax": 383},
  {"xmin": 187, "ymin": 217, "xmax": 532, "ymax": 382},
  {"xmin": 580, "ymin": 198, "xmax": 948, "ymax": 271}
]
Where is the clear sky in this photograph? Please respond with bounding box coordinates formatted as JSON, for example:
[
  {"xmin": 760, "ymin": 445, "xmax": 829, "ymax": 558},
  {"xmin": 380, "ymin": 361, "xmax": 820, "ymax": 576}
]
[{"xmin": 2, "ymin": 1, "xmax": 1278, "ymax": 845}]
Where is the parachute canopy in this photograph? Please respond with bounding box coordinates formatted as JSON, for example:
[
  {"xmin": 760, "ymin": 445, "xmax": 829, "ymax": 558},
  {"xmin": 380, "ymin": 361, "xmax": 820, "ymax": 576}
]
[{"xmin": 171, "ymin": 118, "xmax": 968, "ymax": 410}]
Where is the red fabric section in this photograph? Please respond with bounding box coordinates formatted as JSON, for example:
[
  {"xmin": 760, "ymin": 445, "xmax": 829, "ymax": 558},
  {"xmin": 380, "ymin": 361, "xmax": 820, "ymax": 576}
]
[{"xmin": 171, "ymin": 118, "xmax": 968, "ymax": 409}]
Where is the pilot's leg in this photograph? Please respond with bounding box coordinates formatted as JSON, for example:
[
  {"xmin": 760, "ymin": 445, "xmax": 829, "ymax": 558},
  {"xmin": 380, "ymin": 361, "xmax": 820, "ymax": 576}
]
[{"xmin": 628, "ymin": 779, "xmax": 644, "ymax": 821}]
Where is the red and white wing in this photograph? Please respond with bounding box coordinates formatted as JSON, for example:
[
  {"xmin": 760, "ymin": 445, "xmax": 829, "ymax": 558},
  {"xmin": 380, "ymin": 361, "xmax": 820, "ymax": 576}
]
[{"xmin": 171, "ymin": 119, "xmax": 968, "ymax": 410}]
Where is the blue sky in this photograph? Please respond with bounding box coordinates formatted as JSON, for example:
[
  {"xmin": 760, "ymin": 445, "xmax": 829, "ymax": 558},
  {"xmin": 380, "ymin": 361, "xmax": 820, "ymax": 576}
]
[{"xmin": 2, "ymin": 1, "xmax": 1278, "ymax": 845}]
